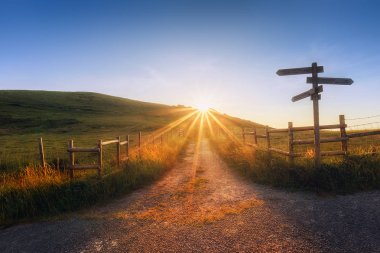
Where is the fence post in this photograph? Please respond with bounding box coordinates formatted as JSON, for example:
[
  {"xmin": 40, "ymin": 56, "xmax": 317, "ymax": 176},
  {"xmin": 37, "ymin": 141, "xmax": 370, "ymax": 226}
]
[
  {"xmin": 339, "ymin": 115, "xmax": 348, "ymax": 153},
  {"xmin": 117, "ymin": 136, "xmax": 121, "ymax": 167},
  {"xmin": 69, "ymin": 140, "xmax": 74, "ymax": 179},
  {"xmin": 98, "ymin": 140, "xmax": 102, "ymax": 177},
  {"xmin": 288, "ymin": 122, "xmax": 294, "ymax": 166},
  {"xmin": 242, "ymin": 128, "xmax": 246, "ymax": 144},
  {"xmin": 38, "ymin": 137, "xmax": 46, "ymax": 168},
  {"xmin": 126, "ymin": 135, "xmax": 130, "ymax": 161},
  {"xmin": 265, "ymin": 126, "xmax": 271, "ymax": 150},
  {"xmin": 138, "ymin": 131, "xmax": 142, "ymax": 157},
  {"xmin": 253, "ymin": 127, "xmax": 258, "ymax": 145}
]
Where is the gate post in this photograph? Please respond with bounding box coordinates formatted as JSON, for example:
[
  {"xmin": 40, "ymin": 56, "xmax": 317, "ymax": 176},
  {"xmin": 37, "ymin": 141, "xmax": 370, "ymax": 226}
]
[
  {"xmin": 339, "ymin": 115, "xmax": 348, "ymax": 153},
  {"xmin": 98, "ymin": 140, "xmax": 102, "ymax": 177},
  {"xmin": 288, "ymin": 122, "xmax": 294, "ymax": 166},
  {"xmin": 117, "ymin": 136, "xmax": 121, "ymax": 167},
  {"xmin": 265, "ymin": 126, "xmax": 271, "ymax": 150},
  {"xmin": 68, "ymin": 140, "xmax": 74, "ymax": 179},
  {"xmin": 126, "ymin": 135, "xmax": 130, "ymax": 161}
]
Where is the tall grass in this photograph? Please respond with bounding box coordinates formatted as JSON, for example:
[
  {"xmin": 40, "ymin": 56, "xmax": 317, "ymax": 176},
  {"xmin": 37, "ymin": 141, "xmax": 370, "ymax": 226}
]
[
  {"xmin": 0, "ymin": 137, "xmax": 186, "ymax": 226},
  {"xmin": 211, "ymin": 137, "xmax": 380, "ymax": 194}
]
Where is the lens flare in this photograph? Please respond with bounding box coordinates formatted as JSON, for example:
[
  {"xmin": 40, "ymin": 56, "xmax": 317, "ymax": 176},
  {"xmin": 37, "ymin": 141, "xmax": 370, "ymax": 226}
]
[{"xmin": 196, "ymin": 104, "xmax": 210, "ymax": 113}]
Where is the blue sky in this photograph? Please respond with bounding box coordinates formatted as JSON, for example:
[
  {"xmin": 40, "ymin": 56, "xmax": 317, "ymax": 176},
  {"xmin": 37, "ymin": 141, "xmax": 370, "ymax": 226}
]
[{"xmin": 1, "ymin": 0, "xmax": 379, "ymax": 127}]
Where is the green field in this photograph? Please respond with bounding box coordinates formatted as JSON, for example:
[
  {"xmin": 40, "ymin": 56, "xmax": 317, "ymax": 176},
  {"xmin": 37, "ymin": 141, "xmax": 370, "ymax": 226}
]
[{"xmin": 0, "ymin": 90, "xmax": 193, "ymax": 171}]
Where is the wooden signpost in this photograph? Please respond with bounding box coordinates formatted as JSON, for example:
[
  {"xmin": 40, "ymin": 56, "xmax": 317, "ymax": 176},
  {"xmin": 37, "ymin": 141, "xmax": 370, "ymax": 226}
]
[
  {"xmin": 306, "ymin": 77, "xmax": 353, "ymax": 85},
  {"xmin": 276, "ymin": 66, "xmax": 324, "ymax": 76},
  {"xmin": 292, "ymin": 85, "xmax": 323, "ymax": 102},
  {"xmin": 277, "ymin": 62, "xmax": 353, "ymax": 168}
]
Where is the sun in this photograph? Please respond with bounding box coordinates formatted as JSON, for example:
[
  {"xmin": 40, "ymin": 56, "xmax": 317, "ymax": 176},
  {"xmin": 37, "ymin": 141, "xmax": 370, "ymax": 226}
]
[
  {"xmin": 192, "ymin": 93, "xmax": 216, "ymax": 113},
  {"xmin": 195, "ymin": 101, "xmax": 210, "ymax": 113}
]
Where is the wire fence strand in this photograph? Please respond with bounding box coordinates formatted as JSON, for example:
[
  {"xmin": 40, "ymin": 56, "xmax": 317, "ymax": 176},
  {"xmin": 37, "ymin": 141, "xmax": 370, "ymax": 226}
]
[{"xmin": 346, "ymin": 114, "xmax": 380, "ymax": 121}]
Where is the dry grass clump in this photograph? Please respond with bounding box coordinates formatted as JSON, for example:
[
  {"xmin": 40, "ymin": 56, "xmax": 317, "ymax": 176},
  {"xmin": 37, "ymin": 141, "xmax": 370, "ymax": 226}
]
[
  {"xmin": 1, "ymin": 166, "xmax": 66, "ymax": 192},
  {"xmin": 211, "ymin": 137, "xmax": 380, "ymax": 193},
  {"xmin": 120, "ymin": 198, "xmax": 263, "ymax": 225}
]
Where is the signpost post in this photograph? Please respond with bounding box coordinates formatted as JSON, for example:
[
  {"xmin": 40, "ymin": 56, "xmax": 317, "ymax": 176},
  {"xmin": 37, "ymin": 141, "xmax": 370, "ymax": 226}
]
[
  {"xmin": 311, "ymin": 63, "xmax": 321, "ymax": 168},
  {"xmin": 276, "ymin": 62, "xmax": 353, "ymax": 168}
]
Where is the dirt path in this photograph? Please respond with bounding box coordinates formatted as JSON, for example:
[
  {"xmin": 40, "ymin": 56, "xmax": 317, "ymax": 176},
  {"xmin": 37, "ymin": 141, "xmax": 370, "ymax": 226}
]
[{"xmin": 1, "ymin": 139, "xmax": 380, "ymax": 252}]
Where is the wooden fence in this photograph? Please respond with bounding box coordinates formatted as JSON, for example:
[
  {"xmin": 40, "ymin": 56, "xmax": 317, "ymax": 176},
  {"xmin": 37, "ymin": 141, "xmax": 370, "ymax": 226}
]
[
  {"xmin": 65, "ymin": 128, "xmax": 185, "ymax": 178},
  {"xmin": 36, "ymin": 127, "xmax": 186, "ymax": 178},
  {"xmin": 67, "ymin": 135, "xmax": 130, "ymax": 178},
  {"xmin": 242, "ymin": 115, "xmax": 380, "ymax": 163}
]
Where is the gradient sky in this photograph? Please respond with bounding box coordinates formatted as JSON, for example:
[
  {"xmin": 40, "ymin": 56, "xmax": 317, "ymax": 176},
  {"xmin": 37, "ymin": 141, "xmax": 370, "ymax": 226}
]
[{"xmin": 1, "ymin": 0, "xmax": 379, "ymax": 127}]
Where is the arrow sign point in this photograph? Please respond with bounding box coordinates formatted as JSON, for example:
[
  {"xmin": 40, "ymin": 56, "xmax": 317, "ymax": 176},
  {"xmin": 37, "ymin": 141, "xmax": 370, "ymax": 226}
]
[
  {"xmin": 291, "ymin": 85, "xmax": 323, "ymax": 102},
  {"xmin": 307, "ymin": 77, "xmax": 353, "ymax": 85},
  {"xmin": 276, "ymin": 66, "xmax": 324, "ymax": 76}
]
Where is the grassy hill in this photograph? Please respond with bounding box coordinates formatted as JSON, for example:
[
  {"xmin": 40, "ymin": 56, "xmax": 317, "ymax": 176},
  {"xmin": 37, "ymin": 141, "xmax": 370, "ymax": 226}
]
[
  {"xmin": 0, "ymin": 90, "xmax": 264, "ymax": 171},
  {"xmin": 0, "ymin": 90, "xmax": 191, "ymax": 135},
  {"xmin": 0, "ymin": 90, "xmax": 195, "ymax": 170}
]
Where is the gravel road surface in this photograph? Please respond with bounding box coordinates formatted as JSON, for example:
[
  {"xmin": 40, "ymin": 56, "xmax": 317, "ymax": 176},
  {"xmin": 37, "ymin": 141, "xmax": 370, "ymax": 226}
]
[{"xmin": 1, "ymin": 139, "xmax": 379, "ymax": 252}]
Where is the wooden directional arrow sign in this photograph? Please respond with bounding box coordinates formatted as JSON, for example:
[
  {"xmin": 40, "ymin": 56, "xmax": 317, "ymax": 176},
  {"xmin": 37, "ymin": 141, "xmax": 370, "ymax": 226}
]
[
  {"xmin": 276, "ymin": 66, "xmax": 324, "ymax": 76},
  {"xmin": 292, "ymin": 85, "xmax": 323, "ymax": 102},
  {"xmin": 306, "ymin": 77, "xmax": 353, "ymax": 85}
]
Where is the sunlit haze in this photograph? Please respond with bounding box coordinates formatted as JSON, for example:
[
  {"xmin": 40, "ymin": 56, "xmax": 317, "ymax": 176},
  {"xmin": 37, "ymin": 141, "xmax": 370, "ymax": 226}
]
[{"xmin": 1, "ymin": 0, "xmax": 380, "ymax": 127}]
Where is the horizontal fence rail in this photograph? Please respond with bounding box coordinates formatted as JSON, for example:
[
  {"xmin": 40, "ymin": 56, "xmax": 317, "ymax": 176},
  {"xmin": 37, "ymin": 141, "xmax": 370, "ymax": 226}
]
[
  {"xmin": 292, "ymin": 137, "xmax": 349, "ymax": 145},
  {"xmin": 67, "ymin": 147, "xmax": 100, "ymax": 153},
  {"xmin": 101, "ymin": 139, "xmax": 119, "ymax": 146},
  {"xmin": 347, "ymin": 130, "xmax": 380, "ymax": 138},
  {"xmin": 268, "ymin": 124, "xmax": 345, "ymax": 133}
]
